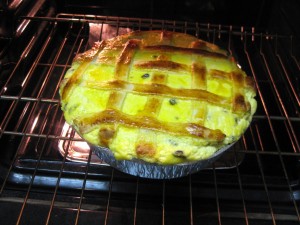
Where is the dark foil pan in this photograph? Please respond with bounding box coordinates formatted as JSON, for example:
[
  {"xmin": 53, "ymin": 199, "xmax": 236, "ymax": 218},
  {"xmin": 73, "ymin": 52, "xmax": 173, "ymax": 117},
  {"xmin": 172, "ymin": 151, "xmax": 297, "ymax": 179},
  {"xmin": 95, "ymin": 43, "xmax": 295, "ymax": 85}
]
[{"xmin": 91, "ymin": 142, "xmax": 236, "ymax": 179}]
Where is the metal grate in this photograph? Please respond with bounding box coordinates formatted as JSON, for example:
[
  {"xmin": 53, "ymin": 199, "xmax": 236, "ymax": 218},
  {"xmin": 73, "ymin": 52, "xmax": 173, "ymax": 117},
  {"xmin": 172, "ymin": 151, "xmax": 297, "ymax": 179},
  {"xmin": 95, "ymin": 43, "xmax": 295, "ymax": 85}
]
[{"xmin": 0, "ymin": 14, "xmax": 299, "ymax": 225}]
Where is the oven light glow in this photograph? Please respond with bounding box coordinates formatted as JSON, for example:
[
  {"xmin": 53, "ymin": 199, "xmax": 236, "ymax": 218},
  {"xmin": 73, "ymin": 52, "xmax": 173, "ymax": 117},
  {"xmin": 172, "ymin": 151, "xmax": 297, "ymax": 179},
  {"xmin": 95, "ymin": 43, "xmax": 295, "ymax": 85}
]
[
  {"xmin": 57, "ymin": 123, "xmax": 107, "ymax": 165},
  {"xmin": 89, "ymin": 23, "xmax": 132, "ymax": 47},
  {"xmin": 72, "ymin": 141, "xmax": 90, "ymax": 153},
  {"xmin": 58, "ymin": 122, "xmax": 98, "ymax": 163}
]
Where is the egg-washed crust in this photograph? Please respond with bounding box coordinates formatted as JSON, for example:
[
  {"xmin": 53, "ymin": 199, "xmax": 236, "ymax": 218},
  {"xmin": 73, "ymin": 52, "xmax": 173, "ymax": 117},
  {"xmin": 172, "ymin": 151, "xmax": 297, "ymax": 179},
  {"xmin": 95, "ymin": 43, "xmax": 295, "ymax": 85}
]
[{"xmin": 59, "ymin": 30, "xmax": 256, "ymax": 165}]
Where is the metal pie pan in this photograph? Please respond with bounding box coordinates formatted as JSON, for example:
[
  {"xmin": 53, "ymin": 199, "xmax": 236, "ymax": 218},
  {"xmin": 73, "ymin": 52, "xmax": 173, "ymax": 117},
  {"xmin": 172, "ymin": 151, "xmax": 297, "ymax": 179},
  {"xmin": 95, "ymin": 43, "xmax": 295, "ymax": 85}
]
[{"xmin": 91, "ymin": 142, "xmax": 236, "ymax": 179}]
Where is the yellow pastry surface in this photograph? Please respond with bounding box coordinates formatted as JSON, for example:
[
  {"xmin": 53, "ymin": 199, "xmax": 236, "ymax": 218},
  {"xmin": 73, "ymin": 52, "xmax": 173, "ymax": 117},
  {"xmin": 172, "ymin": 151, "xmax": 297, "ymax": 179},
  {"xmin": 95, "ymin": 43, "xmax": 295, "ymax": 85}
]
[{"xmin": 59, "ymin": 30, "xmax": 256, "ymax": 165}]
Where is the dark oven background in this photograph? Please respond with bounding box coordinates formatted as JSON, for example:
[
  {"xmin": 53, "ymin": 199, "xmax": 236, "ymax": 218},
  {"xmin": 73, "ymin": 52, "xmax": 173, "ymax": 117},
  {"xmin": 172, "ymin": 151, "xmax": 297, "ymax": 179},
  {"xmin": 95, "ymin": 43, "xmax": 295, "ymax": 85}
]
[{"xmin": 0, "ymin": 0, "xmax": 299, "ymax": 225}]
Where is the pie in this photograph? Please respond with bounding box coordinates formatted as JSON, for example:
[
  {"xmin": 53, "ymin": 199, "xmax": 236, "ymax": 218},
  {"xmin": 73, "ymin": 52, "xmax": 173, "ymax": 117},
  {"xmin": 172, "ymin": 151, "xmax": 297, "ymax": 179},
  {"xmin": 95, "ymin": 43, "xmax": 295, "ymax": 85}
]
[{"xmin": 59, "ymin": 30, "xmax": 257, "ymax": 165}]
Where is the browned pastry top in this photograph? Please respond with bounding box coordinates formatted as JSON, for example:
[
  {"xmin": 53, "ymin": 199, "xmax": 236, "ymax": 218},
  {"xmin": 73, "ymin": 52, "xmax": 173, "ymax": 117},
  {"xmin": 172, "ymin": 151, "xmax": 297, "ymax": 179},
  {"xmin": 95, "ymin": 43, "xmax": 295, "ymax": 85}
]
[{"xmin": 59, "ymin": 30, "xmax": 256, "ymax": 164}]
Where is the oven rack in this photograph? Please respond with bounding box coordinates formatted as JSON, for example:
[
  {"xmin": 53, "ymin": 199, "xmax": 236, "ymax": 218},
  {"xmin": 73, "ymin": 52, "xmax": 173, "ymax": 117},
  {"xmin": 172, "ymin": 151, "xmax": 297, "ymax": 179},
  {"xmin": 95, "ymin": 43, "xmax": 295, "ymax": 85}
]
[{"xmin": 0, "ymin": 14, "xmax": 300, "ymax": 225}]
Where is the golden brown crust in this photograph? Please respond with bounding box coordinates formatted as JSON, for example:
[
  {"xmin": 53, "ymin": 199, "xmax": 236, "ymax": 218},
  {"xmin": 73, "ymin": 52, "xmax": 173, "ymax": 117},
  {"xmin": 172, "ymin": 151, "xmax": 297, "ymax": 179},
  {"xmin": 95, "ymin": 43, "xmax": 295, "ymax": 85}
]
[
  {"xmin": 151, "ymin": 73, "xmax": 167, "ymax": 84},
  {"xmin": 144, "ymin": 45, "xmax": 228, "ymax": 58},
  {"xmin": 136, "ymin": 142, "xmax": 156, "ymax": 157},
  {"xmin": 76, "ymin": 109, "xmax": 226, "ymax": 141},
  {"xmin": 115, "ymin": 40, "xmax": 140, "ymax": 79},
  {"xmin": 74, "ymin": 41, "xmax": 105, "ymax": 62},
  {"xmin": 83, "ymin": 80, "xmax": 232, "ymax": 109},
  {"xmin": 60, "ymin": 30, "xmax": 256, "ymax": 164},
  {"xmin": 245, "ymin": 76, "xmax": 256, "ymax": 91},
  {"xmin": 135, "ymin": 60, "xmax": 189, "ymax": 71},
  {"xmin": 99, "ymin": 127, "xmax": 115, "ymax": 147},
  {"xmin": 232, "ymin": 94, "xmax": 249, "ymax": 113},
  {"xmin": 191, "ymin": 63, "xmax": 207, "ymax": 89}
]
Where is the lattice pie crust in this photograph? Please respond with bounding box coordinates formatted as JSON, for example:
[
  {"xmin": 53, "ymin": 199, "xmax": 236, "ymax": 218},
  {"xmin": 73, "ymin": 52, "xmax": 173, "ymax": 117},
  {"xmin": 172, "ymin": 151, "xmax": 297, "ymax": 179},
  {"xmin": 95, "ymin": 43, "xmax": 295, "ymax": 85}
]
[{"xmin": 59, "ymin": 30, "xmax": 256, "ymax": 165}]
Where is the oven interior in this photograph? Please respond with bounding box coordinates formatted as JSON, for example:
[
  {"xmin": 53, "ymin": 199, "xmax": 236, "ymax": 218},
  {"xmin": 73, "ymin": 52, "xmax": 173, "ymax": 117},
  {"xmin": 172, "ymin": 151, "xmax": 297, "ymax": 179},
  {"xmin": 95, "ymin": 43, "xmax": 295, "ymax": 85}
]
[{"xmin": 0, "ymin": 0, "xmax": 299, "ymax": 224}]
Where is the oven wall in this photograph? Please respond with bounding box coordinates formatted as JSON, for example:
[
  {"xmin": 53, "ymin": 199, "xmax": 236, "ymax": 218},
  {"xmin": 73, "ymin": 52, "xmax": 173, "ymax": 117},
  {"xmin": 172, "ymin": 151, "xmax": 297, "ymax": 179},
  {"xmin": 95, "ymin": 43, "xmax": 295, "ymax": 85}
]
[
  {"xmin": 267, "ymin": 0, "xmax": 300, "ymax": 36},
  {"xmin": 58, "ymin": 0, "xmax": 275, "ymax": 27}
]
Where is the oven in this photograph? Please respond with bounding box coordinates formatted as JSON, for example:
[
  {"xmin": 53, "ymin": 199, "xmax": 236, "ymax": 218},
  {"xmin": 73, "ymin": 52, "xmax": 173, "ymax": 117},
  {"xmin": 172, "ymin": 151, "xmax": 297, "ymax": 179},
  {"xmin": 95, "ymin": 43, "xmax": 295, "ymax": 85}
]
[{"xmin": 0, "ymin": 0, "xmax": 299, "ymax": 224}]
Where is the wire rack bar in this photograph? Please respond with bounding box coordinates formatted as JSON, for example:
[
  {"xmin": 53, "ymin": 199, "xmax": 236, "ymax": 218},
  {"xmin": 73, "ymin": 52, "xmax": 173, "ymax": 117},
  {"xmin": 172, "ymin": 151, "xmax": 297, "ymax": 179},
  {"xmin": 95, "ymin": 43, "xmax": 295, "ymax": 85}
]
[
  {"xmin": 15, "ymin": 22, "xmax": 88, "ymax": 225},
  {"xmin": 275, "ymin": 38, "xmax": 300, "ymax": 106},
  {"xmin": 259, "ymin": 36, "xmax": 300, "ymax": 152},
  {"xmin": 17, "ymin": 14, "xmax": 296, "ymax": 40}
]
